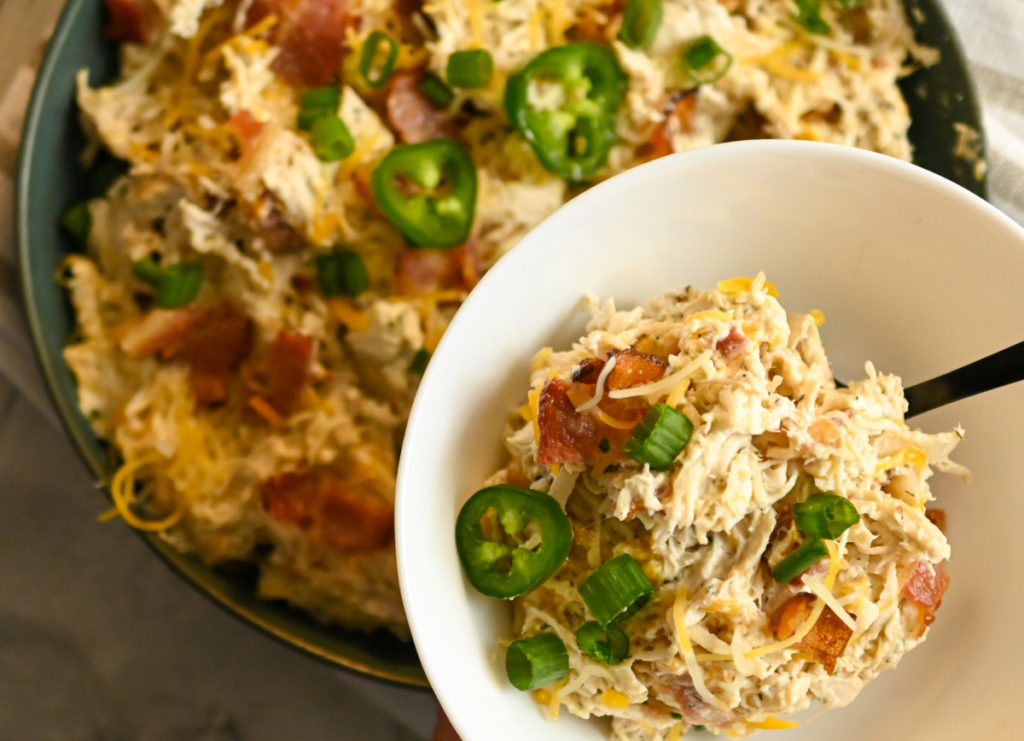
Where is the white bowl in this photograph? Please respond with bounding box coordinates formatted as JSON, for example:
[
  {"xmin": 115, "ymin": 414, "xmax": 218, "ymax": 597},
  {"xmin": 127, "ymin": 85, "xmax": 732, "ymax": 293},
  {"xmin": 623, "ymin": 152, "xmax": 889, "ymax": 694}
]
[{"xmin": 396, "ymin": 140, "xmax": 1024, "ymax": 741}]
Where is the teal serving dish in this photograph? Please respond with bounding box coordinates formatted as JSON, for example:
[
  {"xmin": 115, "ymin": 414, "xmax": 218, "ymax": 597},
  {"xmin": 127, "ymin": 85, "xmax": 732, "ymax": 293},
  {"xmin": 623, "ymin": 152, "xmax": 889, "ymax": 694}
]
[{"xmin": 16, "ymin": 0, "xmax": 985, "ymax": 688}]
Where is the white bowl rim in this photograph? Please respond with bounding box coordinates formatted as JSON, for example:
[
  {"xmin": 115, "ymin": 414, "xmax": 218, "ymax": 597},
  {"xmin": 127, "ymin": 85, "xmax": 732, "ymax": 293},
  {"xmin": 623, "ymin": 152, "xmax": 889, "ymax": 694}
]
[{"xmin": 395, "ymin": 139, "xmax": 1024, "ymax": 738}]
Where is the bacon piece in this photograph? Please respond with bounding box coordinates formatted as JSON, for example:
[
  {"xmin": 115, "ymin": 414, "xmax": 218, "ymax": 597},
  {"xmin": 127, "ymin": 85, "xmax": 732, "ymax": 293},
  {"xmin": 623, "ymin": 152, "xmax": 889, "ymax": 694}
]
[
  {"xmin": 450, "ymin": 238, "xmax": 482, "ymax": 291},
  {"xmin": 248, "ymin": 0, "xmax": 356, "ymax": 88},
  {"xmin": 714, "ymin": 325, "xmax": 748, "ymax": 360},
  {"xmin": 395, "ymin": 240, "xmax": 479, "ymax": 295},
  {"xmin": 395, "ymin": 250, "xmax": 455, "ymax": 295},
  {"xmin": 225, "ymin": 110, "xmax": 265, "ymax": 158},
  {"xmin": 178, "ymin": 302, "xmax": 254, "ymax": 406},
  {"xmin": 642, "ymin": 91, "xmax": 698, "ymax": 161},
  {"xmin": 386, "ymin": 71, "xmax": 457, "ymax": 144},
  {"xmin": 537, "ymin": 378, "xmax": 609, "ymax": 465},
  {"xmin": 261, "ymin": 468, "xmax": 394, "ymax": 551},
  {"xmin": 266, "ymin": 330, "xmax": 314, "ymax": 416},
  {"xmin": 605, "ymin": 349, "xmax": 668, "ymax": 391},
  {"xmin": 569, "ymin": 350, "xmax": 667, "ymax": 390},
  {"xmin": 925, "ymin": 508, "xmax": 947, "ymax": 532},
  {"xmin": 902, "ymin": 561, "xmax": 950, "ymax": 637},
  {"xmin": 119, "ymin": 307, "xmax": 202, "ymax": 359},
  {"xmin": 104, "ymin": 0, "xmax": 153, "ymax": 43},
  {"xmin": 571, "ymin": 358, "xmax": 605, "ymax": 384},
  {"xmin": 775, "ymin": 593, "xmax": 853, "ymax": 673},
  {"xmin": 566, "ymin": 1, "xmax": 624, "ymax": 43},
  {"xmin": 650, "ymin": 674, "xmax": 735, "ymax": 728},
  {"xmin": 120, "ymin": 303, "xmax": 252, "ymax": 405}
]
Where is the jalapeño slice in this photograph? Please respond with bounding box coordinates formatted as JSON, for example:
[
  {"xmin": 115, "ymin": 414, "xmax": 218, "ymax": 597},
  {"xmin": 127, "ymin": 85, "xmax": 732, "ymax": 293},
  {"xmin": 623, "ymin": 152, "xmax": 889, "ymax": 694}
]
[{"xmin": 455, "ymin": 485, "xmax": 572, "ymax": 599}]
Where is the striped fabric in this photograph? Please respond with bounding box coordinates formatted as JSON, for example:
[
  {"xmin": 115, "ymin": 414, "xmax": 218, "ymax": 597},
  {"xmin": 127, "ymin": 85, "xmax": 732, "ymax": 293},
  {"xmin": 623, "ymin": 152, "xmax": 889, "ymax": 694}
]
[{"xmin": 945, "ymin": 0, "xmax": 1024, "ymax": 224}]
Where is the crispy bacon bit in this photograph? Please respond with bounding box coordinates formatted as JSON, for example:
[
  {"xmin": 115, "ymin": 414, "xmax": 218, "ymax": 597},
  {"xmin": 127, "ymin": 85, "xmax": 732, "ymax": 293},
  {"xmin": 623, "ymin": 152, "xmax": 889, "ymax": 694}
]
[
  {"xmin": 104, "ymin": 0, "xmax": 153, "ymax": 43},
  {"xmin": 605, "ymin": 349, "xmax": 668, "ymax": 391},
  {"xmin": 248, "ymin": 0, "xmax": 356, "ymax": 88},
  {"xmin": 925, "ymin": 508, "xmax": 947, "ymax": 532},
  {"xmin": 775, "ymin": 593, "xmax": 853, "ymax": 673},
  {"xmin": 178, "ymin": 302, "xmax": 254, "ymax": 406},
  {"xmin": 726, "ymin": 104, "xmax": 771, "ymax": 142},
  {"xmin": 386, "ymin": 71, "xmax": 457, "ymax": 144},
  {"xmin": 537, "ymin": 378, "xmax": 609, "ymax": 465},
  {"xmin": 902, "ymin": 561, "xmax": 950, "ymax": 637},
  {"xmin": 566, "ymin": 1, "xmax": 624, "ymax": 43},
  {"xmin": 395, "ymin": 250, "xmax": 454, "ymax": 295},
  {"xmin": 650, "ymin": 674, "xmax": 735, "ymax": 728},
  {"xmin": 571, "ymin": 358, "xmax": 605, "ymax": 384},
  {"xmin": 451, "ymin": 238, "xmax": 482, "ymax": 291},
  {"xmin": 261, "ymin": 468, "xmax": 394, "ymax": 551},
  {"xmin": 252, "ymin": 196, "xmax": 305, "ymax": 253},
  {"xmin": 266, "ymin": 330, "xmax": 314, "ymax": 416},
  {"xmin": 395, "ymin": 240, "xmax": 479, "ymax": 294},
  {"xmin": 569, "ymin": 349, "xmax": 667, "ymax": 389},
  {"xmin": 642, "ymin": 91, "xmax": 698, "ymax": 161},
  {"xmin": 119, "ymin": 307, "xmax": 202, "ymax": 359},
  {"xmin": 225, "ymin": 110, "xmax": 265, "ymax": 158},
  {"xmin": 714, "ymin": 325, "xmax": 748, "ymax": 360}
]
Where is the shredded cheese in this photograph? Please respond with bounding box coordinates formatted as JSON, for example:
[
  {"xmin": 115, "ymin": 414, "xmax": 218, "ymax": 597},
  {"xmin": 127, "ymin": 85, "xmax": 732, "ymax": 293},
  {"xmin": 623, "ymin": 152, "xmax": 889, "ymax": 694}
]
[
  {"xmin": 533, "ymin": 678, "xmax": 566, "ymax": 720},
  {"xmin": 596, "ymin": 409, "xmax": 637, "ymax": 430},
  {"xmin": 601, "ymin": 689, "xmax": 631, "ymax": 709},
  {"xmin": 608, "ymin": 351, "xmax": 712, "ymax": 400},
  {"xmin": 685, "ymin": 310, "xmax": 734, "ymax": 324},
  {"xmin": 746, "ymin": 716, "xmax": 801, "ymax": 730},
  {"xmin": 109, "ymin": 452, "xmax": 183, "ymax": 532},
  {"xmin": 875, "ymin": 446, "xmax": 927, "ymax": 475},
  {"xmin": 803, "ymin": 575, "xmax": 857, "ymax": 632},
  {"xmin": 575, "ymin": 355, "xmax": 617, "ymax": 412},
  {"xmin": 665, "ymin": 379, "xmax": 691, "ymax": 408},
  {"xmin": 697, "ymin": 540, "xmax": 845, "ymax": 665},
  {"xmin": 717, "ymin": 277, "xmax": 779, "ymax": 298},
  {"xmin": 527, "ymin": 387, "xmax": 542, "ymax": 445},
  {"xmin": 672, "ymin": 589, "xmax": 731, "ymax": 710}
]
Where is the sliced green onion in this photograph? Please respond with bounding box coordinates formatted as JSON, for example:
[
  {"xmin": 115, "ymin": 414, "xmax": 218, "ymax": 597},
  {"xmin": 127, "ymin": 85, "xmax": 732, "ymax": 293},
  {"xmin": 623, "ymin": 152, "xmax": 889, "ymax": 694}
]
[
  {"xmin": 598, "ymin": 438, "xmax": 611, "ymax": 453},
  {"xmin": 836, "ymin": 0, "xmax": 864, "ymax": 7},
  {"xmin": 360, "ymin": 30, "xmax": 399, "ymax": 89},
  {"xmin": 297, "ymin": 85, "xmax": 341, "ymax": 131},
  {"xmin": 793, "ymin": 493, "xmax": 860, "ymax": 540},
  {"xmin": 506, "ymin": 633, "xmax": 569, "ymax": 691},
  {"xmin": 154, "ymin": 261, "xmax": 204, "ymax": 308},
  {"xmin": 681, "ymin": 35, "xmax": 733, "ymax": 86},
  {"xmin": 132, "ymin": 256, "xmax": 164, "ymax": 286},
  {"xmin": 417, "ymin": 72, "xmax": 455, "ymax": 109},
  {"xmin": 576, "ymin": 621, "xmax": 629, "ymax": 665},
  {"xmin": 579, "ymin": 553, "xmax": 654, "ymax": 628},
  {"xmin": 310, "ymin": 115, "xmax": 355, "ymax": 161},
  {"xmin": 771, "ymin": 537, "xmax": 828, "ymax": 583},
  {"xmin": 620, "ymin": 0, "xmax": 663, "ymax": 51},
  {"xmin": 409, "ymin": 348, "xmax": 431, "ymax": 374},
  {"xmin": 60, "ymin": 201, "xmax": 92, "ymax": 244},
  {"xmin": 793, "ymin": 0, "xmax": 832, "ymax": 35},
  {"xmin": 316, "ymin": 249, "xmax": 368, "ymax": 297},
  {"xmin": 624, "ymin": 402, "xmax": 693, "ymax": 470},
  {"xmin": 300, "ymin": 85, "xmax": 341, "ymax": 111},
  {"xmin": 446, "ymin": 49, "xmax": 494, "ymax": 88}
]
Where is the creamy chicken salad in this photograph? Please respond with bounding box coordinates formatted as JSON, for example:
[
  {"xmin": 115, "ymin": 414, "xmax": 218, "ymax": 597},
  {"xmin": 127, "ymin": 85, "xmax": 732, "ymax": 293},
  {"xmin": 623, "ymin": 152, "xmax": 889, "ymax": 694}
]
[
  {"xmin": 456, "ymin": 276, "xmax": 964, "ymax": 738},
  {"xmin": 67, "ymin": 0, "xmax": 932, "ymax": 637}
]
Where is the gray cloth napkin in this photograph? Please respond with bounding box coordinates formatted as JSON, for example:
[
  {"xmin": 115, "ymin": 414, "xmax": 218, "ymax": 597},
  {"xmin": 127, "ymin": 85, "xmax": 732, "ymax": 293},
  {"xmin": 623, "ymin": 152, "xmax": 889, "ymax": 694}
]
[{"xmin": 0, "ymin": 1, "xmax": 1021, "ymax": 739}]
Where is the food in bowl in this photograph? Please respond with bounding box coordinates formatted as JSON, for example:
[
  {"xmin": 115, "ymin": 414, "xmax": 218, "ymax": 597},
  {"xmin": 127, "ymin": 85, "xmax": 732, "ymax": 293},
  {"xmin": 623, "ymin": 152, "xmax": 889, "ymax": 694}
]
[
  {"xmin": 63, "ymin": 0, "xmax": 934, "ymax": 637},
  {"xmin": 457, "ymin": 275, "xmax": 965, "ymax": 737}
]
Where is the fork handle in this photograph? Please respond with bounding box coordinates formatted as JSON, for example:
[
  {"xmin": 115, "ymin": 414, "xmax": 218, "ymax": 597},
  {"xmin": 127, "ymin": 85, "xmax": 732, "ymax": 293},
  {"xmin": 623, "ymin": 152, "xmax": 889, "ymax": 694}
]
[{"xmin": 904, "ymin": 340, "xmax": 1024, "ymax": 417}]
